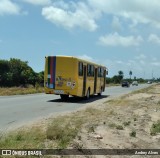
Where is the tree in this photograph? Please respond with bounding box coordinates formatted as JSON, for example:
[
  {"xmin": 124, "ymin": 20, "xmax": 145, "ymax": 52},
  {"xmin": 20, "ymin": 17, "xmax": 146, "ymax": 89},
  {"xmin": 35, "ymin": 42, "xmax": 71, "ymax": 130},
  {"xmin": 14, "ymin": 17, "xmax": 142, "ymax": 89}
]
[
  {"xmin": 0, "ymin": 60, "xmax": 10, "ymax": 86},
  {"xmin": 112, "ymin": 75, "xmax": 120, "ymax": 83},
  {"xmin": 118, "ymin": 70, "xmax": 124, "ymax": 77},
  {"xmin": 37, "ymin": 71, "xmax": 44, "ymax": 86},
  {"xmin": 118, "ymin": 70, "xmax": 124, "ymax": 82},
  {"xmin": 0, "ymin": 58, "xmax": 39, "ymax": 87},
  {"xmin": 129, "ymin": 70, "xmax": 132, "ymax": 79}
]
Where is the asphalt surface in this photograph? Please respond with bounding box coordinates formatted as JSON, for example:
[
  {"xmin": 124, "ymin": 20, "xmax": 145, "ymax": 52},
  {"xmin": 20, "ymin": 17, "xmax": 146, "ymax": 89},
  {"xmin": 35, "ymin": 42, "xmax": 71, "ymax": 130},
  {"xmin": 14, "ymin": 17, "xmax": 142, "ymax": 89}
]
[{"xmin": 0, "ymin": 84, "xmax": 151, "ymax": 132}]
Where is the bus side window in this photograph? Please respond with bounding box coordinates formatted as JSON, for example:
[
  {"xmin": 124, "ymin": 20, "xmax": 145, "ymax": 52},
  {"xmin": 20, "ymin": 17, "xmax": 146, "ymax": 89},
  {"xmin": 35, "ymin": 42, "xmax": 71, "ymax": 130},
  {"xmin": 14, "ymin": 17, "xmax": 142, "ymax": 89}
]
[
  {"xmin": 79, "ymin": 62, "xmax": 83, "ymax": 76},
  {"xmin": 88, "ymin": 65, "xmax": 94, "ymax": 77},
  {"xmin": 87, "ymin": 64, "xmax": 91, "ymax": 76},
  {"xmin": 91, "ymin": 65, "xmax": 94, "ymax": 76}
]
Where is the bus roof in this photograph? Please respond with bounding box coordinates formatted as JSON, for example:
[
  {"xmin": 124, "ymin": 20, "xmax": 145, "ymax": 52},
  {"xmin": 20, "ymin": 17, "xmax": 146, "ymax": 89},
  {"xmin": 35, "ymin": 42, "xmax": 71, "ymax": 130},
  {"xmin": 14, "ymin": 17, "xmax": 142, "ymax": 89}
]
[{"xmin": 46, "ymin": 55, "xmax": 107, "ymax": 69}]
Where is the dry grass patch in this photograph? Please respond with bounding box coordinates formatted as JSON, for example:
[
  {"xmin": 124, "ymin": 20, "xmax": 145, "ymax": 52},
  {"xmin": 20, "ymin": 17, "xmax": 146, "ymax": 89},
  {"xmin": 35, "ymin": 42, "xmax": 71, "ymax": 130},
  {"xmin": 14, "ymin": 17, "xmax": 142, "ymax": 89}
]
[
  {"xmin": 0, "ymin": 127, "xmax": 46, "ymax": 149},
  {"xmin": 105, "ymin": 98, "xmax": 132, "ymax": 107},
  {"xmin": 46, "ymin": 115, "xmax": 85, "ymax": 149},
  {"xmin": 131, "ymin": 84, "xmax": 159, "ymax": 94},
  {"xmin": 0, "ymin": 87, "xmax": 44, "ymax": 96}
]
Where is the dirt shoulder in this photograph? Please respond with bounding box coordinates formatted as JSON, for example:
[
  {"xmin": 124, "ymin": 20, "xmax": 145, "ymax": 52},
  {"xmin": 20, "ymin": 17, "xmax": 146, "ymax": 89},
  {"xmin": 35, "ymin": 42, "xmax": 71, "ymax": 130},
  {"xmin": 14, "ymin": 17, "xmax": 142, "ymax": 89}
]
[
  {"xmin": 0, "ymin": 84, "xmax": 160, "ymax": 158},
  {"xmin": 68, "ymin": 84, "xmax": 160, "ymax": 158}
]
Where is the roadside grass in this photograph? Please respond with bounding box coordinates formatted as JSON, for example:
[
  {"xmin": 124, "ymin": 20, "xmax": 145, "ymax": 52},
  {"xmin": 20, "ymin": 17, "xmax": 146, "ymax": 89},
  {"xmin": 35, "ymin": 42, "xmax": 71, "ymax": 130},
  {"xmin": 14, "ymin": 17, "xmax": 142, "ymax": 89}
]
[
  {"xmin": 0, "ymin": 87, "xmax": 44, "ymax": 96},
  {"xmin": 105, "ymin": 98, "xmax": 131, "ymax": 106},
  {"xmin": 106, "ymin": 84, "xmax": 157, "ymax": 103},
  {"xmin": 0, "ymin": 108, "xmax": 94, "ymax": 149},
  {"xmin": 0, "ymin": 107, "xmax": 109, "ymax": 149},
  {"xmin": 0, "ymin": 127, "xmax": 46, "ymax": 149},
  {"xmin": 106, "ymin": 83, "xmax": 120, "ymax": 87},
  {"xmin": 0, "ymin": 84, "xmax": 159, "ymax": 151},
  {"xmin": 150, "ymin": 120, "xmax": 160, "ymax": 136},
  {"xmin": 131, "ymin": 84, "xmax": 159, "ymax": 95},
  {"xmin": 46, "ymin": 115, "xmax": 85, "ymax": 149}
]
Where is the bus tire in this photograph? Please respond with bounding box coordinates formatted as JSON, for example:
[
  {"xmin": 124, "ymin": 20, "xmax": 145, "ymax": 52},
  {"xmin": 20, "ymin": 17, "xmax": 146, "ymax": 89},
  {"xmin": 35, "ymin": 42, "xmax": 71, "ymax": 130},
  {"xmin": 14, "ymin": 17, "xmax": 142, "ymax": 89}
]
[
  {"xmin": 86, "ymin": 89, "xmax": 90, "ymax": 100},
  {"xmin": 60, "ymin": 94, "xmax": 69, "ymax": 101},
  {"xmin": 98, "ymin": 87, "xmax": 102, "ymax": 96}
]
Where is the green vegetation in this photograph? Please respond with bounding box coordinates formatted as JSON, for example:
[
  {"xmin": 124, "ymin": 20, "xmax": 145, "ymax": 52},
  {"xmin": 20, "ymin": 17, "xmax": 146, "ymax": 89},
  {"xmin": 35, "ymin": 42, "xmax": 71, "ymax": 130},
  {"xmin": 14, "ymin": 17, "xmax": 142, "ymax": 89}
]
[
  {"xmin": 150, "ymin": 121, "xmax": 160, "ymax": 136},
  {"xmin": 0, "ymin": 128, "xmax": 45, "ymax": 149},
  {"xmin": 106, "ymin": 70, "xmax": 148, "ymax": 84},
  {"xmin": 108, "ymin": 123, "xmax": 117, "ymax": 128},
  {"xmin": 116, "ymin": 125, "xmax": 124, "ymax": 130},
  {"xmin": 106, "ymin": 70, "xmax": 124, "ymax": 84},
  {"xmin": 108, "ymin": 123, "xmax": 124, "ymax": 130},
  {"xmin": 46, "ymin": 116, "xmax": 84, "ymax": 148},
  {"xmin": 123, "ymin": 121, "xmax": 131, "ymax": 126},
  {"xmin": 0, "ymin": 58, "xmax": 44, "ymax": 88},
  {"xmin": 134, "ymin": 118, "xmax": 137, "ymax": 121},
  {"xmin": 130, "ymin": 131, "xmax": 136, "ymax": 137},
  {"xmin": 87, "ymin": 126, "xmax": 95, "ymax": 133}
]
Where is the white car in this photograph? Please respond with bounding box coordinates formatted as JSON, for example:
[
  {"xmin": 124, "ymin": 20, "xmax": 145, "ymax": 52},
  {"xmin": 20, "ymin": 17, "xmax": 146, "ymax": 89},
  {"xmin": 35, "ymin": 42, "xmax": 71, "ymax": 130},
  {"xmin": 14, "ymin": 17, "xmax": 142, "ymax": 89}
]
[
  {"xmin": 132, "ymin": 81, "xmax": 138, "ymax": 86},
  {"xmin": 147, "ymin": 81, "xmax": 152, "ymax": 84}
]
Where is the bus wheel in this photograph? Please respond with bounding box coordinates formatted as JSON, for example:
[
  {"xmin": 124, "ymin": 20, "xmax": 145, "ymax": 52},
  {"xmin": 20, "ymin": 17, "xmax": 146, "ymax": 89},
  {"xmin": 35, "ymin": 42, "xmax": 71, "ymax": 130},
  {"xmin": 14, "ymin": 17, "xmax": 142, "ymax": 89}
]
[
  {"xmin": 98, "ymin": 87, "xmax": 102, "ymax": 96},
  {"xmin": 86, "ymin": 89, "xmax": 90, "ymax": 100},
  {"xmin": 60, "ymin": 94, "xmax": 69, "ymax": 101}
]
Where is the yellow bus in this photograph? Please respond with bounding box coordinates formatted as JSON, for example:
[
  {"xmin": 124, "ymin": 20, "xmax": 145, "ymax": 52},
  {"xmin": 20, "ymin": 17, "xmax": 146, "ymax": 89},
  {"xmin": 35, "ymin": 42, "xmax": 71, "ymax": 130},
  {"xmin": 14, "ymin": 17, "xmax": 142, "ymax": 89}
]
[{"xmin": 44, "ymin": 56, "xmax": 108, "ymax": 100}]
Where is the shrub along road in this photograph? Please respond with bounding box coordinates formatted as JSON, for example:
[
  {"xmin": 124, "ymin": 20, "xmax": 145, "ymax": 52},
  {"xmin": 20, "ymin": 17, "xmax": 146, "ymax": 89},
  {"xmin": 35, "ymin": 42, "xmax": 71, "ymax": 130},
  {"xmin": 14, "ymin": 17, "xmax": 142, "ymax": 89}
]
[{"xmin": 0, "ymin": 84, "xmax": 151, "ymax": 132}]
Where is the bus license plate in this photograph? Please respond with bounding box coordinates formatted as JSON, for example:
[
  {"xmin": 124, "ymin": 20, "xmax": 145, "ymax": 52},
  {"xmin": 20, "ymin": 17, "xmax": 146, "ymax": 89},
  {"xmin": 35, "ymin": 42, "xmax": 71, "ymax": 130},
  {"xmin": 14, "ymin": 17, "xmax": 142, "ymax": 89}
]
[{"xmin": 54, "ymin": 90, "xmax": 64, "ymax": 94}]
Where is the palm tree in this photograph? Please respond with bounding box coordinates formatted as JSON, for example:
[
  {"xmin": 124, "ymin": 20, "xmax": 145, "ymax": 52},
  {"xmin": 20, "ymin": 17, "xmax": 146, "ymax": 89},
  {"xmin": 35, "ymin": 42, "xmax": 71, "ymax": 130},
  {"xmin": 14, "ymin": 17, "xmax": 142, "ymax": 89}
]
[
  {"xmin": 129, "ymin": 70, "xmax": 132, "ymax": 79},
  {"xmin": 118, "ymin": 70, "xmax": 124, "ymax": 83},
  {"xmin": 118, "ymin": 70, "xmax": 124, "ymax": 77}
]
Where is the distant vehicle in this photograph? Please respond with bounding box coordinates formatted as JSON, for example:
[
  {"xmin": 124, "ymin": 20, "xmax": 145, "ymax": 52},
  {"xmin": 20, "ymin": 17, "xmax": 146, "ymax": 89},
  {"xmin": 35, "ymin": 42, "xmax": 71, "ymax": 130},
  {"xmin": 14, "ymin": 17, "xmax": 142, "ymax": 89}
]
[
  {"xmin": 132, "ymin": 81, "xmax": 138, "ymax": 86},
  {"xmin": 121, "ymin": 81, "xmax": 130, "ymax": 87},
  {"xmin": 147, "ymin": 81, "xmax": 152, "ymax": 84},
  {"xmin": 44, "ymin": 56, "xmax": 108, "ymax": 100}
]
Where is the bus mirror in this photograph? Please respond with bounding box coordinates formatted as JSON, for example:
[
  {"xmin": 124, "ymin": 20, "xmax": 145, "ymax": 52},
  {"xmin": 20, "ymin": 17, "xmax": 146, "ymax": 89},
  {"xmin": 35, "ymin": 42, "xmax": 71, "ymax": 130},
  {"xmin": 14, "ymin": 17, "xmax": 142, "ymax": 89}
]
[{"xmin": 106, "ymin": 71, "xmax": 108, "ymax": 75}]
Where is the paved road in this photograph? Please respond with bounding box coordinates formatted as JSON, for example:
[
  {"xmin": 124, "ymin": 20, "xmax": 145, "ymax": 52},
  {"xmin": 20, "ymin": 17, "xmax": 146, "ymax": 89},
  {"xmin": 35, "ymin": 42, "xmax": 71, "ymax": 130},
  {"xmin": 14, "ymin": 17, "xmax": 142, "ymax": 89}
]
[{"xmin": 0, "ymin": 84, "xmax": 151, "ymax": 132}]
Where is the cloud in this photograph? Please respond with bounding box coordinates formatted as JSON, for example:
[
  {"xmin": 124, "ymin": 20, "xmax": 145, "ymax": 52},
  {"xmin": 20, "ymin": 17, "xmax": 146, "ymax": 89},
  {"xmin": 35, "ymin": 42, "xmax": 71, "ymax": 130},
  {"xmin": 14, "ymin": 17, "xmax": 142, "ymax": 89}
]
[
  {"xmin": 77, "ymin": 54, "xmax": 95, "ymax": 62},
  {"xmin": 88, "ymin": 0, "xmax": 160, "ymax": 29},
  {"xmin": 39, "ymin": 0, "xmax": 160, "ymax": 32},
  {"xmin": 151, "ymin": 62, "xmax": 160, "ymax": 66},
  {"xmin": 152, "ymin": 57, "xmax": 157, "ymax": 61},
  {"xmin": 139, "ymin": 60, "xmax": 145, "ymax": 65},
  {"xmin": 116, "ymin": 60, "xmax": 124, "ymax": 64},
  {"xmin": 148, "ymin": 34, "xmax": 160, "ymax": 45},
  {"xmin": 42, "ymin": 1, "xmax": 98, "ymax": 31},
  {"xmin": 135, "ymin": 54, "xmax": 146, "ymax": 60},
  {"xmin": 0, "ymin": 0, "xmax": 21, "ymax": 15},
  {"xmin": 111, "ymin": 16, "xmax": 122, "ymax": 32},
  {"xmin": 22, "ymin": 0, "xmax": 51, "ymax": 6},
  {"xmin": 98, "ymin": 32, "xmax": 143, "ymax": 47}
]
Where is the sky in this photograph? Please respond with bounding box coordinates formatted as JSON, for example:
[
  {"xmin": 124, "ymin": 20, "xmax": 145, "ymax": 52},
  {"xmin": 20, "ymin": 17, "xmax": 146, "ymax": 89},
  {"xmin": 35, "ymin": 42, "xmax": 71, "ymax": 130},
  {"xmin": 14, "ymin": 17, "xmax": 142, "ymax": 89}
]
[{"xmin": 0, "ymin": 0, "xmax": 160, "ymax": 79}]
